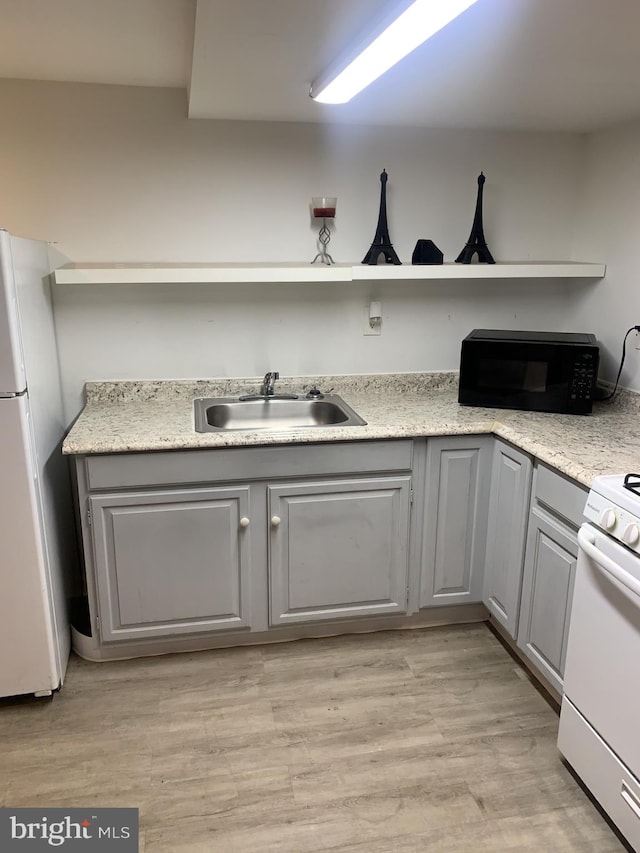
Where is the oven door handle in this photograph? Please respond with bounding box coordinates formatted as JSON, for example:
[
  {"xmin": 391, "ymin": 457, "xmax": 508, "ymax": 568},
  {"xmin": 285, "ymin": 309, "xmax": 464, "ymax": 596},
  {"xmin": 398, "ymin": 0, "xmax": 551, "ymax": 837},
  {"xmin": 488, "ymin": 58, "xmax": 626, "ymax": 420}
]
[{"xmin": 578, "ymin": 526, "xmax": 640, "ymax": 601}]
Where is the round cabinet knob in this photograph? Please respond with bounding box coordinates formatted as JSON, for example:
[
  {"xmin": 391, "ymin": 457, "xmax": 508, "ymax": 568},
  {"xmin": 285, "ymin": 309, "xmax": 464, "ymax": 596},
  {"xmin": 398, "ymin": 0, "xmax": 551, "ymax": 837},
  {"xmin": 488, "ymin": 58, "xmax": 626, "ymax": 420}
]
[
  {"xmin": 599, "ymin": 507, "xmax": 617, "ymax": 530},
  {"xmin": 271, "ymin": 515, "xmax": 281, "ymax": 527},
  {"xmin": 623, "ymin": 522, "xmax": 640, "ymax": 546},
  {"xmin": 239, "ymin": 517, "xmax": 250, "ymax": 528}
]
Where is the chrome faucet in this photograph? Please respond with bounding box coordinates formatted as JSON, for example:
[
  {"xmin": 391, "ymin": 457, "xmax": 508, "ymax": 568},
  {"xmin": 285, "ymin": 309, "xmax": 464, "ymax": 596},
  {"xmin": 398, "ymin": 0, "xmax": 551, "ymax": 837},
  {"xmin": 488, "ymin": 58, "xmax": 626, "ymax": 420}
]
[{"xmin": 261, "ymin": 371, "xmax": 279, "ymax": 396}]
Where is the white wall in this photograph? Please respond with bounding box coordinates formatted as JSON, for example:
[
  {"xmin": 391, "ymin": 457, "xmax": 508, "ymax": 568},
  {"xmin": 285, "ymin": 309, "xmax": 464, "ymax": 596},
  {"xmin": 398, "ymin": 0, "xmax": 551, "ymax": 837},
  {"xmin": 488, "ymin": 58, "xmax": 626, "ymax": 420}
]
[
  {"xmin": 0, "ymin": 80, "xmax": 590, "ymax": 419},
  {"xmin": 53, "ymin": 278, "xmax": 579, "ymax": 417},
  {"xmin": 571, "ymin": 118, "xmax": 640, "ymax": 390}
]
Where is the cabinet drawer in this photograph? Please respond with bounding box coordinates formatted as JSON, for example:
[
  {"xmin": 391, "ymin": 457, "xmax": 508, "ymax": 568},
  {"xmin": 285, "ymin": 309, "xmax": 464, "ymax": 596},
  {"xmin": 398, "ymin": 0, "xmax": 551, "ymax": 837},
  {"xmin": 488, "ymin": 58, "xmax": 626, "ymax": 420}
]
[
  {"xmin": 558, "ymin": 698, "xmax": 640, "ymax": 852},
  {"xmin": 534, "ymin": 464, "xmax": 587, "ymax": 529},
  {"xmin": 84, "ymin": 440, "xmax": 414, "ymax": 490}
]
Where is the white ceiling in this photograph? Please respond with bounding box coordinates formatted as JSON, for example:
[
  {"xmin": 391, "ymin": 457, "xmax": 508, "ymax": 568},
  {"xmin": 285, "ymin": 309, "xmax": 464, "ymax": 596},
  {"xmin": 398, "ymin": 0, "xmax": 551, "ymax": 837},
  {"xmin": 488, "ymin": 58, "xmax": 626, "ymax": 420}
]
[{"xmin": 1, "ymin": 0, "xmax": 640, "ymax": 132}]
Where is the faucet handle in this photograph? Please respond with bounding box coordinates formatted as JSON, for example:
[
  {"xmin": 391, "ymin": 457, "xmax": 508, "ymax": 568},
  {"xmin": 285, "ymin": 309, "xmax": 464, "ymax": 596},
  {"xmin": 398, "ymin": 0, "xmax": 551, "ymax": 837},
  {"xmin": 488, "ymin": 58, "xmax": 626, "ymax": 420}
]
[{"xmin": 306, "ymin": 386, "xmax": 333, "ymax": 399}]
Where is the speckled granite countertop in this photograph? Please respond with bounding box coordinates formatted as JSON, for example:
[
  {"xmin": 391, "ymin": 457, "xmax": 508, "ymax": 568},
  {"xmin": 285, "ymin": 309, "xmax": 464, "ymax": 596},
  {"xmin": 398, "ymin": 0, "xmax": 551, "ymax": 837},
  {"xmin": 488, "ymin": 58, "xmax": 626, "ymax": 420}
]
[{"xmin": 62, "ymin": 372, "xmax": 640, "ymax": 487}]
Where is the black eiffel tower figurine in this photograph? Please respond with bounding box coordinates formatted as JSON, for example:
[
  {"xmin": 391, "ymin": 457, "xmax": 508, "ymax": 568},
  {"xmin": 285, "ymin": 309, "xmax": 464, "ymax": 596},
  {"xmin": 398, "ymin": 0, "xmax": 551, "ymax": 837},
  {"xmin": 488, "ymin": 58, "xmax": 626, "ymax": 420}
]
[
  {"xmin": 456, "ymin": 172, "xmax": 495, "ymax": 264},
  {"xmin": 362, "ymin": 169, "xmax": 402, "ymax": 265}
]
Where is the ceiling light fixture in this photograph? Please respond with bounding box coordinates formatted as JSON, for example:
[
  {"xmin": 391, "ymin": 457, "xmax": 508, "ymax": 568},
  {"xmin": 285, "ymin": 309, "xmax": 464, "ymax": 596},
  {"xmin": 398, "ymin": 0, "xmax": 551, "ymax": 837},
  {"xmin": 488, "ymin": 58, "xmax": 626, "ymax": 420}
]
[{"xmin": 310, "ymin": 0, "xmax": 480, "ymax": 105}]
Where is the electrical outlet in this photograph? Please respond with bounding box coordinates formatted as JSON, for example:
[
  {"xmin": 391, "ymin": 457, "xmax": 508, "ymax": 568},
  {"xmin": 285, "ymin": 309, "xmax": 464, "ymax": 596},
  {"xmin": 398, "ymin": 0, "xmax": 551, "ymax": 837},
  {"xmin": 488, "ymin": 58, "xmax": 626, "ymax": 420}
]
[{"xmin": 364, "ymin": 306, "xmax": 381, "ymax": 335}]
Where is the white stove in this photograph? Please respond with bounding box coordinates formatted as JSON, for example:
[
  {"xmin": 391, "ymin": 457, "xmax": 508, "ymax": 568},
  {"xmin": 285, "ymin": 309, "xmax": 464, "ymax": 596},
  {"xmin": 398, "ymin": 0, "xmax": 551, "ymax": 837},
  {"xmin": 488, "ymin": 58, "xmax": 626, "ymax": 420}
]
[
  {"xmin": 584, "ymin": 473, "xmax": 640, "ymax": 553},
  {"xmin": 559, "ymin": 472, "xmax": 640, "ymax": 851}
]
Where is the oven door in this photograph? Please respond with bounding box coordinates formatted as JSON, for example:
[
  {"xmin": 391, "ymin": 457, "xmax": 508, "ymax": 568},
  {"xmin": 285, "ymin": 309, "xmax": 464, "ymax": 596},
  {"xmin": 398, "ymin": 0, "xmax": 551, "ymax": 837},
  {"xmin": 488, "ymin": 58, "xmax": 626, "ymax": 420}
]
[{"xmin": 561, "ymin": 522, "xmax": 640, "ymax": 778}]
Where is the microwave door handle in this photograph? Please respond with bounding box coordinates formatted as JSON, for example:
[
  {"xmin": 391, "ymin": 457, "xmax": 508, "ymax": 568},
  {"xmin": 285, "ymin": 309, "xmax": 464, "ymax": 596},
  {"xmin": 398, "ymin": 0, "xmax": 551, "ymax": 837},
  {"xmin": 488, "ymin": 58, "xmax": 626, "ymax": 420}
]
[{"xmin": 578, "ymin": 526, "xmax": 640, "ymax": 602}]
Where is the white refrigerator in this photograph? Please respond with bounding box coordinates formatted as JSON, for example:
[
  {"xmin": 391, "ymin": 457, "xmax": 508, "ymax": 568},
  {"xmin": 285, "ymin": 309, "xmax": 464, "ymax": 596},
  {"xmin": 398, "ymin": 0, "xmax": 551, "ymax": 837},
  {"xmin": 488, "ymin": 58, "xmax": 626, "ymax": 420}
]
[{"xmin": 0, "ymin": 228, "xmax": 75, "ymax": 699}]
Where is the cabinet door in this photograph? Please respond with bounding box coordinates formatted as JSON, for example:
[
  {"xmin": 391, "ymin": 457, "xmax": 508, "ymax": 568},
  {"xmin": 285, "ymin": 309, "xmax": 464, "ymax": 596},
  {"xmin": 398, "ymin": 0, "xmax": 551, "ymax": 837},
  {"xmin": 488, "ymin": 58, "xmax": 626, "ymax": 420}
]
[
  {"xmin": 268, "ymin": 477, "xmax": 411, "ymax": 625},
  {"xmin": 483, "ymin": 440, "xmax": 533, "ymax": 637},
  {"xmin": 90, "ymin": 486, "xmax": 252, "ymax": 641},
  {"xmin": 517, "ymin": 506, "xmax": 578, "ymax": 694},
  {"xmin": 420, "ymin": 436, "xmax": 492, "ymax": 607}
]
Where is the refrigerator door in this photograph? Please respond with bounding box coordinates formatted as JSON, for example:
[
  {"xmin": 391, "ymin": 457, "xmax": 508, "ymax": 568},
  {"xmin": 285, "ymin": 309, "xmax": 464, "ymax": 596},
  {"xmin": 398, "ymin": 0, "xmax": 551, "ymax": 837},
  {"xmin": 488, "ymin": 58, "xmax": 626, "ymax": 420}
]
[
  {"xmin": 0, "ymin": 394, "xmax": 61, "ymax": 697},
  {"xmin": 0, "ymin": 230, "xmax": 26, "ymax": 394}
]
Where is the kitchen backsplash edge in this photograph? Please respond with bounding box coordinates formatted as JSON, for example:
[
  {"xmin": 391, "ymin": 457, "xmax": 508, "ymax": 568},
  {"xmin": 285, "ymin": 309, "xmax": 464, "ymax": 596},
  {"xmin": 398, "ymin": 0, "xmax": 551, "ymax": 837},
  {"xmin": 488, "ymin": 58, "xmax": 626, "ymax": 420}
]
[
  {"xmin": 83, "ymin": 371, "xmax": 640, "ymax": 414},
  {"xmin": 83, "ymin": 371, "xmax": 460, "ymax": 404}
]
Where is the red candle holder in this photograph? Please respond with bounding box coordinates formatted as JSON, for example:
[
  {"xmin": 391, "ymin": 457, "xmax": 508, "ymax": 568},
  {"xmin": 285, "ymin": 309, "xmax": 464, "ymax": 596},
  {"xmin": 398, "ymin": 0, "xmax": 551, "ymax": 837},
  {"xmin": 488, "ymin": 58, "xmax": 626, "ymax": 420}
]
[{"xmin": 311, "ymin": 196, "xmax": 337, "ymax": 265}]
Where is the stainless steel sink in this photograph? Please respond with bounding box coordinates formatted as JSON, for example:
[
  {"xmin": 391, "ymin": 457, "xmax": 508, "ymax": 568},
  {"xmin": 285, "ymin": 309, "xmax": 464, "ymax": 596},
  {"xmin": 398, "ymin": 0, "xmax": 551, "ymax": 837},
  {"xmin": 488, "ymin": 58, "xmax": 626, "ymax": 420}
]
[{"xmin": 194, "ymin": 394, "xmax": 367, "ymax": 432}]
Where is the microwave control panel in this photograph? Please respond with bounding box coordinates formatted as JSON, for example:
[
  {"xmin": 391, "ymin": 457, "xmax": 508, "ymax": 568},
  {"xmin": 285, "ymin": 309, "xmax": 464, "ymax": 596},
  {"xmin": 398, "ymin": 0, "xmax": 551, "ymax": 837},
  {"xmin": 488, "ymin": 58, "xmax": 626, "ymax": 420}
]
[{"xmin": 569, "ymin": 356, "xmax": 597, "ymax": 400}]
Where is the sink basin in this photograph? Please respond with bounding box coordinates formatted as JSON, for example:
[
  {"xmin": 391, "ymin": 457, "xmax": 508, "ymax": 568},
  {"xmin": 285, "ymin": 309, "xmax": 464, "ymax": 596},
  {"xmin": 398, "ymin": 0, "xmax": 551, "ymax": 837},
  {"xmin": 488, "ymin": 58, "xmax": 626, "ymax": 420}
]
[{"xmin": 194, "ymin": 394, "xmax": 367, "ymax": 432}]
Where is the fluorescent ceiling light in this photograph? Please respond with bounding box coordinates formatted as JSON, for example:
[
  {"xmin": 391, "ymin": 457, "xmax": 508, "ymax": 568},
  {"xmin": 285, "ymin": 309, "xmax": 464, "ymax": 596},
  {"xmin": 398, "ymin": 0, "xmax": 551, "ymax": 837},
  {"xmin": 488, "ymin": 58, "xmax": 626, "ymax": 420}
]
[{"xmin": 310, "ymin": 0, "xmax": 480, "ymax": 104}]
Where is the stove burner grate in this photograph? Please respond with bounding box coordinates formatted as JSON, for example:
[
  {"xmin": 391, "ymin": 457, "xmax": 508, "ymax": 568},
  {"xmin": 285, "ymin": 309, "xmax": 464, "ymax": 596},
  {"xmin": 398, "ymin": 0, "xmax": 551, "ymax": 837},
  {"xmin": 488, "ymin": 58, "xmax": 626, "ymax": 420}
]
[{"xmin": 623, "ymin": 473, "xmax": 640, "ymax": 495}]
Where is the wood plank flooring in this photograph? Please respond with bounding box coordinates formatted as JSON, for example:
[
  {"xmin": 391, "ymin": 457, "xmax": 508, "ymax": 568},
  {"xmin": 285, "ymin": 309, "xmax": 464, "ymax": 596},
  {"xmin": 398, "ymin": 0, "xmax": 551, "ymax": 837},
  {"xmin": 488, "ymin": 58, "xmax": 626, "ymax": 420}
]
[{"xmin": 0, "ymin": 623, "xmax": 628, "ymax": 852}]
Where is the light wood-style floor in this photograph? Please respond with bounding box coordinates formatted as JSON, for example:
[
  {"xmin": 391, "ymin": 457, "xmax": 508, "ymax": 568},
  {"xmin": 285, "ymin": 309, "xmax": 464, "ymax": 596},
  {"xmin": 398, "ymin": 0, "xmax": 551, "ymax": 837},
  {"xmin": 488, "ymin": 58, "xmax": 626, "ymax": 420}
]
[{"xmin": 0, "ymin": 623, "xmax": 628, "ymax": 852}]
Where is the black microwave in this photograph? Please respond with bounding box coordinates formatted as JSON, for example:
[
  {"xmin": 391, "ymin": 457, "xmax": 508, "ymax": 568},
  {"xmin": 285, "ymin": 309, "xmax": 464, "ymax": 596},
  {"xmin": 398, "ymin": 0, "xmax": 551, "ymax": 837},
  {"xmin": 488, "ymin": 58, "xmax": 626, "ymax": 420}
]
[{"xmin": 458, "ymin": 329, "xmax": 599, "ymax": 414}]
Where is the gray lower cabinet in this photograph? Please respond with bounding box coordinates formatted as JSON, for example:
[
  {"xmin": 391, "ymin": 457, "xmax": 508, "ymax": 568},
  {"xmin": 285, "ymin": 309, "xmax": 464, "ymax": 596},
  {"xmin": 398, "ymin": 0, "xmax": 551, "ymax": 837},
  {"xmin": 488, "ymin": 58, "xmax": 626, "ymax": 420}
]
[
  {"xmin": 268, "ymin": 476, "xmax": 412, "ymax": 625},
  {"xmin": 483, "ymin": 439, "xmax": 533, "ymax": 637},
  {"xmin": 516, "ymin": 463, "xmax": 587, "ymax": 694},
  {"xmin": 76, "ymin": 440, "xmax": 416, "ymax": 649},
  {"xmin": 75, "ymin": 435, "xmax": 586, "ymax": 682},
  {"xmin": 90, "ymin": 486, "xmax": 252, "ymax": 641},
  {"xmin": 420, "ymin": 436, "xmax": 492, "ymax": 607}
]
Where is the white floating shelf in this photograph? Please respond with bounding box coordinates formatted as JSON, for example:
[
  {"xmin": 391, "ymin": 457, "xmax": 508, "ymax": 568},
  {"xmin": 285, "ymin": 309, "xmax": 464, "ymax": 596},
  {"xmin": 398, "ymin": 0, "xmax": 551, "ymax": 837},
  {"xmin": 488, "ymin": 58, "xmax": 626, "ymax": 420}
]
[
  {"xmin": 54, "ymin": 261, "xmax": 606, "ymax": 286},
  {"xmin": 350, "ymin": 261, "xmax": 606, "ymax": 280},
  {"xmin": 53, "ymin": 262, "xmax": 353, "ymax": 285}
]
